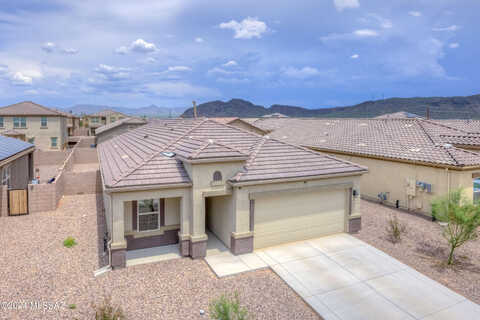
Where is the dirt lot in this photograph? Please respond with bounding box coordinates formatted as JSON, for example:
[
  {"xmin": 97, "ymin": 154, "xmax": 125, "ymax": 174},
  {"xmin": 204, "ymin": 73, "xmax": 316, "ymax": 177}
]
[
  {"xmin": 355, "ymin": 199, "xmax": 480, "ymax": 304},
  {"xmin": 0, "ymin": 194, "xmax": 318, "ymax": 320}
]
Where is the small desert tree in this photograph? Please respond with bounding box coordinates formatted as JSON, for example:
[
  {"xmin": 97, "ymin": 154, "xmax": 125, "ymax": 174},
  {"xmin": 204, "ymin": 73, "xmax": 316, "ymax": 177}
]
[
  {"xmin": 432, "ymin": 189, "xmax": 480, "ymax": 265},
  {"xmin": 209, "ymin": 292, "xmax": 248, "ymax": 320}
]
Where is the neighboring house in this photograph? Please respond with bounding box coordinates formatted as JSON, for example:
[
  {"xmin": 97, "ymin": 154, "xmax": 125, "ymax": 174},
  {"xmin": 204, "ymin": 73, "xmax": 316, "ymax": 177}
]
[
  {"xmin": 98, "ymin": 119, "xmax": 367, "ymax": 268},
  {"xmin": 210, "ymin": 117, "xmax": 268, "ymax": 135},
  {"xmin": 85, "ymin": 110, "xmax": 128, "ymax": 136},
  {"xmin": 56, "ymin": 110, "xmax": 80, "ymax": 136},
  {"xmin": 0, "ymin": 101, "xmax": 68, "ymax": 150},
  {"xmin": 0, "ymin": 135, "xmax": 35, "ymax": 216},
  {"xmin": 266, "ymin": 118, "xmax": 480, "ymax": 215},
  {"xmin": 95, "ymin": 117, "xmax": 147, "ymax": 144}
]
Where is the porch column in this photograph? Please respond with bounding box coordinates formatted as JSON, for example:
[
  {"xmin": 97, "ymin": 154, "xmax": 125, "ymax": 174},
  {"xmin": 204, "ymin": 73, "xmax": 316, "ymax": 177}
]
[
  {"xmin": 231, "ymin": 187, "xmax": 254, "ymax": 255},
  {"xmin": 111, "ymin": 199, "xmax": 127, "ymax": 268},
  {"xmin": 189, "ymin": 190, "xmax": 207, "ymax": 259},
  {"xmin": 178, "ymin": 191, "xmax": 192, "ymax": 257}
]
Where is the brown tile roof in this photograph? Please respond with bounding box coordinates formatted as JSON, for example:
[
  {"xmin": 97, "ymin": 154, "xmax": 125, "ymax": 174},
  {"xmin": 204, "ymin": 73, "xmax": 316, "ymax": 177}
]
[
  {"xmin": 0, "ymin": 101, "xmax": 66, "ymax": 116},
  {"xmin": 98, "ymin": 119, "xmax": 366, "ymax": 188},
  {"xmin": 210, "ymin": 117, "xmax": 239, "ymax": 124},
  {"xmin": 266, "ymin": 118, "xmax": 480, "ymax": 168},
  {"xmin": 434, "ymin": 120, "xmax": 480, "ymax": 134},
  {"xmin": 95, "ymin": 117, "xmax": 147, "ymax": 135}
]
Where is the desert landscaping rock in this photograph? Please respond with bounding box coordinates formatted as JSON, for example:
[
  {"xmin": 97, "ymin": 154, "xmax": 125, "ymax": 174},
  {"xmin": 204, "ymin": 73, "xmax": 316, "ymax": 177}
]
[
  {"xmin": 0, "ymin": 194, "xmax": 319, "ymax": 320},
  {"xmin": 355, "ymin": 199, "xmax": 480, "ymax": 305}
]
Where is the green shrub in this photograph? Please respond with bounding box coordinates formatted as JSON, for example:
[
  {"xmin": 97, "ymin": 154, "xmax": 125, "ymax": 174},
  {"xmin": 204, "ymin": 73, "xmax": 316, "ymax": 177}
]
[
  {"xmin": 92, "ymin": 295, "xmax": 125, "ymax": 320},
  {"xmin": 68, "ymin": 304, "xmax": 76, "ymax": 310},
  {"xmin": 432, "ymin": 189, "xmax": 480, "ymax": 265},
  {"xmin": 209, "ymin": 292, "xmax": 248, "ymax": 320},
  {"xmin": 386, "ymin": 214, "xmax": 406, "ymax": 243},
  {"xmin": 63, "ymin": 236, "xmax": 77, "ymax": 248}
]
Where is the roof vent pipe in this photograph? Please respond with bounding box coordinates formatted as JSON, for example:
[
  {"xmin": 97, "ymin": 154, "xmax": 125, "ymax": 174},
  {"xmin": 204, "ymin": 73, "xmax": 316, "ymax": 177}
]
[{"xmin": 193, "ymin": 100, "xmax": 197, "ymax": 119}]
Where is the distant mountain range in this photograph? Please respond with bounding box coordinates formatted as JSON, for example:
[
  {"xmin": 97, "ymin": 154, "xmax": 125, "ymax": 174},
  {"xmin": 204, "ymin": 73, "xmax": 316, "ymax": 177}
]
[
  {"xmin": 63, "ymin": 104, "xmax": 187, "ymax": 118},
  {"xmin": 181, "ymin": 95, "xmax": 480, "ymax": 119}
]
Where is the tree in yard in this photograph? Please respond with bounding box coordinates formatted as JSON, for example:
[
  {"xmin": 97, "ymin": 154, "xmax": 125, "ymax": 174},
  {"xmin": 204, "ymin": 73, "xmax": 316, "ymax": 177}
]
[{"xmin": 432, "ymin": 189, "xmax": 480, "ymax": 265}]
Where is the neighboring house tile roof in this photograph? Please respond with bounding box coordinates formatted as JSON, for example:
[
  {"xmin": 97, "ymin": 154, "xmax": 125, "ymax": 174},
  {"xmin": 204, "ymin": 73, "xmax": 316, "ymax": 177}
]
[
  {"xmin": 434, "ymin": 120, "xmax": 480, "ymax": 134},
  {"xmin": 0, "ymin": 135, "xmax": 34, "ymax": 162},
  {"xmin": 0, "ymin": 101, "xmax": 66, "ymax": 116},
  {"xmin": 266, "ymin": 118, "xmax": 480, "ymax": 168},
  {"xmin": 90, "ymin": 109, "xmax": 127, "ymax": 117},
  {"xmin": 375, "ymin": 111, "xmax": 422, "ymax": 119},
  {"xmin": 95, "ymin": 117, "xmax": 147, "ymax": 135},
  {"xmin": 98, "ymin": 119, "xmax": 366, "ymax": 188},
  {"xmin": 209, "ymin": 117, "xmax": 239, "ymax": 124}
]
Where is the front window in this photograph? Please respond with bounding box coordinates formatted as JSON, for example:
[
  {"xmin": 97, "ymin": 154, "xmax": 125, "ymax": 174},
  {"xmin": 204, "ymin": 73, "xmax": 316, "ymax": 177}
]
[
  {"xmin": 13, "ymin": 117, "xmax": 26, "ymax": 128},
  {"xmin": 138, "ymin": 199, "xmax": 159, "ymax": 232},
  {"xmin": 28, "ymin": 137, "xmax": 35, "ymax": 144},
  {"xmin": 1, "ymin": 165, "xmax": 10, "ymax": 187},
  {"xmin": 91, "ymin": 117, "xmax": 99, "ymax": 123},
  {"xmin": 111, "ymin": 117, "xmax": 116, "ymax": 122},
  {"xmin": 50, "ymin": 137, "xmax": 58, "ymax": 148},
  {"xmin": 0, "ymin": 117, "xmax": 3, "ymax": 128},
  {"xmin": 41, "ymin": 116, "xmax": 48, "ymax": 127}
]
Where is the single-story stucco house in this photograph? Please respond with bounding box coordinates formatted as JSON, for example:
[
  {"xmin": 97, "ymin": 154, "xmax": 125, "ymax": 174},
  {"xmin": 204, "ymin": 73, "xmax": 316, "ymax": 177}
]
[
  {"xmin": 85, "ymin": 109, "xmax": 128, "ymax": 136},
  {"xmin": 95, "ymin": 117, "xmax": 147, "ymax": 144},
  {"xmin": 98, "ymin": 119, "xmax": 367, "ymax": 268},
  {"xmin": 0, "ymin": 135, "xmax": 35, "ymax": 216},
  {"xmin": 262, "ymin": 118, "xmax": 480, "ymax": 215}
]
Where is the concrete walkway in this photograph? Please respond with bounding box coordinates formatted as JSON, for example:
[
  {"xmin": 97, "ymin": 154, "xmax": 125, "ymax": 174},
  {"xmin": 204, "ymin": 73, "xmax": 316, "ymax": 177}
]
[{"xmin": 205, "ymin": 233, "xmax": 480, "ymax": 319}]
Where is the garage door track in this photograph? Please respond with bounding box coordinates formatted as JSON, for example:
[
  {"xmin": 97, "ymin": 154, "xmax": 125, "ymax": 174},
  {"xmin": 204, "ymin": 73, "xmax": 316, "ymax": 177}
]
[{"xmin": 255, "ymin": 234, "xmax": 480, "ymax": 320}]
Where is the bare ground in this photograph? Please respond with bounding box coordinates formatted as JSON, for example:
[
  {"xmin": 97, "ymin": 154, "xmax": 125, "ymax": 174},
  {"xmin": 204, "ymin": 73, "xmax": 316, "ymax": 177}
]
[
  {"xmin": 0, "ymin": 194, "xmax": 318, "ymax": 320},
  {"xmin": 354, "ymin": 199, "xmax": 480, "ymax": 304}
]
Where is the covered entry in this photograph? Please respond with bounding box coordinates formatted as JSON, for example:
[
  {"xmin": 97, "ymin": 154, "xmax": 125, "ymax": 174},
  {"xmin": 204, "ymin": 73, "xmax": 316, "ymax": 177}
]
[{"xmin": 252, "ymin": 188, "xmax": 347, "ymax": 249}]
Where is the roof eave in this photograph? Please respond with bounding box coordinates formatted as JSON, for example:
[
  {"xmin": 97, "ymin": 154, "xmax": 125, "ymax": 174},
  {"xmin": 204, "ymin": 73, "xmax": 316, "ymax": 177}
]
[
  {"xmin": 176, "ymin": 155, "xmax": 249, "ymax": 164},
  {"xmin": 104, "ymin": 181, "xmax": 193, "ymax": 193},
  {"xmin": 228, "ymin": 170, "xmax": 367, "ymax": 187}
]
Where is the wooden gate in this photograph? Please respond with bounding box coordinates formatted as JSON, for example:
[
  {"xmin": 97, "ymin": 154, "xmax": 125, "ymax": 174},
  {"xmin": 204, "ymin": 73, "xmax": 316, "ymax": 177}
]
[{"xmin": 8, "ymin": 189, "xmax": 28, "ymax": 216}]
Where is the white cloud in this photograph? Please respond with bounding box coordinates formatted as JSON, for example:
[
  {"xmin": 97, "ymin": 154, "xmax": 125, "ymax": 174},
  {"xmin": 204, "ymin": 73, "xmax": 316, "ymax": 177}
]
[
  {"xmin": 449, "ymin": 42, "xmax": 460, "ymax": 49},
  {"xmin": 351, "ymin": 54, "xmax": 359, "ymax": 59},
  {"xmin": 12, "ymin": 72, "xmax": 33, "ymax": 85},
  {"xmin": 207, "ymin": 67, "xmax": 239, "ymax": 76},
  {"xmin": 24, "ymin": 89, "xmax": 39, "ymax": 95},
  {"xmin": 283, "ymin": 66, "xmax": 320, "ymax": 79},
  {"xmin": 61, "ymin": 48, "xmax": 79, "ymax": 55},
  {"xmin": 366, "ymin": 14, "xmax": 392, "ymax": 29},
  {"xmin": 115, "ymin": 38, "xmax": 157, "ymax": 54},
  {"xmin": 333, "ymin": 0, "xmax": 360, "ymax": 11},
  {"xmin": 222, "ymin": 60, "xmax": 238, "ymax": 67},
  {"xmin": 143, "ymin": 81, "xmax": 220, "ymax": 98},
  {"xmin": 167, "ymin": 66, "xmax": 192, "ymax": 72},
  {"xmin": 353, "ymin": 29, "xmax": 379, "ymax": 37},
  {"xmin": 194, "ymin": 37, "xmax": 204, "ymax": 43},
  {"xmin": 432, "ymin": 25, "xmax": 460, "ymax": 32},
  {"xmin": 95, "ymin": 64, "xmax": 131, "ymax": 80},
  {"xmin": 219, "ymin": 17, "xmax": 268, "ymax": 39},
  {"xmin": 409, "ymin": 11, "xmax": 422, "ymax": 17},
  {"xmin": 145, "ymin": 57, "xmax": 157, "ymax": 63},
  {"xmin": 41, "ymin": 42, "xmax": 56, "ymax": 53}
]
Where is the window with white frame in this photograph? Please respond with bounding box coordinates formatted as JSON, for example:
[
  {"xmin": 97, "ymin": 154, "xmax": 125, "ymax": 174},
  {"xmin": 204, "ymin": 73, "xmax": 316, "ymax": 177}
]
[
  {"xmin": 51, "ymin": 137, "xmax": 58, "ymax": 148},
  {"xmin": 1, "ymin": 165, "xmax": 11, "ymax": 187},
  {"xmin": 137, "ymin": 199, "xmax": 159, "ymax": 231},
  {"xmin": 13, "ymin": 117, "xmax": 26, "ymax": 128},
  {"xmin": 41, "ymin": 116, "xmax": 48, "ymax": 127}
]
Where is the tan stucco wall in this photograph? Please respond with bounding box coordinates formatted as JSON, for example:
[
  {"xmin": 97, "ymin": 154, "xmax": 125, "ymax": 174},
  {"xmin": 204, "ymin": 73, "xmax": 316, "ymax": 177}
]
[
  {"xmin": 206, "ymin": 195, "xmax": 234, "ymax": 248},
  {"xmin": 321, "ymin": 152, "xmax": 480, "ymax": 215},
  {"xmin": 0, "ymin": 116, "xmax": 67, "ymax": 150}
]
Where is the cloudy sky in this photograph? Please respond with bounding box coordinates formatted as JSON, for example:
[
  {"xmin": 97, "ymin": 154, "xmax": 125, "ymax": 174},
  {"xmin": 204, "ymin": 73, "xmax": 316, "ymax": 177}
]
[{"xmin": 0, "ymin": 0, "xmax": 478, "ymax": 109}]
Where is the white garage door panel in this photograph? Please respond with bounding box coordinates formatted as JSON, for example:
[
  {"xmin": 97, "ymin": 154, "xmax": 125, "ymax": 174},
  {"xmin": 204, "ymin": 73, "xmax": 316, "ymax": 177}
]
[{"xmin": 254, "ymin": 189, "xmax": 345, "ymax": 249}]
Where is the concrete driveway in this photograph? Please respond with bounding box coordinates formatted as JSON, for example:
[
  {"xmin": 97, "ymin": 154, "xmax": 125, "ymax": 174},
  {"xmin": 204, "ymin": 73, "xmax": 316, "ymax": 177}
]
[{"xmin": 254, "ymin": 234, "xmax": 480, "ymax": 320}]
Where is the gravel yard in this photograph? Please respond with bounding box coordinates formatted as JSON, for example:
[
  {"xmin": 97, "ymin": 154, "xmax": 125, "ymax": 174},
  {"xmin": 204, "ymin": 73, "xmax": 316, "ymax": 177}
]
[
  {"xmin": 355, "ymin": 199, "xmax": 480, "ymax": 305},
  {"xmin": 0, "ymin": 194, "xmax": 318, "ymax": 320}
]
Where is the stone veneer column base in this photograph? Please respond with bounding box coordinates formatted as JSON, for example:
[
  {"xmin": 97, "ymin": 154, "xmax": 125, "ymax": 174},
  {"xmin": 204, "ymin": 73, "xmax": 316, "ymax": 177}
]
[
  {"xmin": 111, "ymin": 248, "xmax": 126, "ymax": 268},
  {"xmin": 190, "ymin": 240, "xmax": 207, "ymax": 259},
  {"xmin": 348, "ymin": 217, "xmax": 361, "ymax": 233},
  {"xmin": 230, "ymin": 235, "xmax": 254, "ymax": 255},
  {"xmin": 179, "ymin": 239, "xmax": 190, "ymax": 257}
]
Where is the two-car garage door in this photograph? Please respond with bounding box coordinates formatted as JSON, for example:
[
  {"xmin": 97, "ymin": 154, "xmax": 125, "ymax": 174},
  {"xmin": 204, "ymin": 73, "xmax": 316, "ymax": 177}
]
[{"xmin": 253, "ymin": 188, "xmax": 346, "ymax": 249}]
